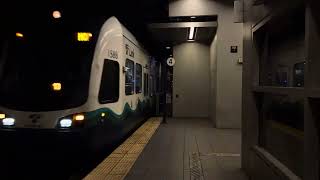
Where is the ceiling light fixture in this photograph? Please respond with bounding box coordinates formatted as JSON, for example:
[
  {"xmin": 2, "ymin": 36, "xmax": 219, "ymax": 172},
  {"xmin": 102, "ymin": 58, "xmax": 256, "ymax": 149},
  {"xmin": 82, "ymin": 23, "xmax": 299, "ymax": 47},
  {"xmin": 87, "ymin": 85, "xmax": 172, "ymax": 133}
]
[
  {"xmin": 188, "ymin": 27, "xmax": 195, "ymax": 40},
  {"xmin": 53, "ymin": 10, "xmax": 62, "ymax": 19}
]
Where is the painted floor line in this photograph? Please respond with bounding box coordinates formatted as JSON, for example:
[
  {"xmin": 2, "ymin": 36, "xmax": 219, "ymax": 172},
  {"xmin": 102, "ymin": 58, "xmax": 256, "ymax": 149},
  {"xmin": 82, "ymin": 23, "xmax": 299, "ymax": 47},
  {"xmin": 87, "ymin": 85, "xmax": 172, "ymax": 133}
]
[{"xmin": 83, "ymin": 117, "xmax": 162, "ymax": 180}]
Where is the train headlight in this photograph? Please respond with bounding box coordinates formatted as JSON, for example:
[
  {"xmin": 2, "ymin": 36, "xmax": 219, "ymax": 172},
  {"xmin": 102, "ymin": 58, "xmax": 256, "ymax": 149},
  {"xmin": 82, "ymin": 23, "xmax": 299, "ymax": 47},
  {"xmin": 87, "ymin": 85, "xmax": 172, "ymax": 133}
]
[
  {"xmin": 2, "ymin": 118, "xmax": 15, "ymax": 126},
  {"xmin": 59, "ymin": 119, "xmax": 72, "ymax": 128},
  {"xmin": 58, "ymin": 113, "xmax": 86, "ymax": 128}
]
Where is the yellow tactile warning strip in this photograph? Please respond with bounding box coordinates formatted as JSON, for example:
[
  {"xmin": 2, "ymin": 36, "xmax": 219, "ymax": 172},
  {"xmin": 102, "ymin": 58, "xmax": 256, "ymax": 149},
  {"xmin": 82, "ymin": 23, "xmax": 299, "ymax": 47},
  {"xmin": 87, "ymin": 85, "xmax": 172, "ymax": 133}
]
[{"xmin": 84, "ymin": 117, "xmax": 162, "ymax": 180}]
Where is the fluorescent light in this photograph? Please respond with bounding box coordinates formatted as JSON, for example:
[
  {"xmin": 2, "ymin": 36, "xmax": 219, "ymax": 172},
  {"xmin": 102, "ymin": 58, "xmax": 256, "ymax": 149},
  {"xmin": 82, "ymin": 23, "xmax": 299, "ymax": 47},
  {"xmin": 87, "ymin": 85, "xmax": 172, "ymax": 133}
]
[
  {"xmin": 60, "ymin": 119, "xmax": 72, "ymax": 128},
  {"xmin": 191, "ymin": 16, "xmax": 196, "ymax": 19},
  {"xmin": 3, "ymin": 118, "xmax": 15, "ymax": 126},
  {"xmin": 166, "ymin": 46, "xmax": 171, "ymax": 50},
  {"xmin": 189, "ymin": 27, "xmax": 195, "ymax": 40}
]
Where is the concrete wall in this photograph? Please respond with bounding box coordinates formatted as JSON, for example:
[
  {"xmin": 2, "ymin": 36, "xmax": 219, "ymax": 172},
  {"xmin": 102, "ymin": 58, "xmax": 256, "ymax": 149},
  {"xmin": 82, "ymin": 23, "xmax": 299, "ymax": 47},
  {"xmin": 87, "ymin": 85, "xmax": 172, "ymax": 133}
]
[
  {"xmin": 215, "ymin": 3, "xmax": 243, "ymax": 128},
  {"xmin": 169, "ymin": 0, "xmax": 243, "ymax": 128},
  {"xmin": 172, "ymin": 43, "xmax": 210, "ymax": 118},
  {"xmin": 169, "ymin": 0, "xmax": 219, "ymax": 16},
  {"xmin": 209, "ymin": 35, "xmax": 218, "ymax": 125}
]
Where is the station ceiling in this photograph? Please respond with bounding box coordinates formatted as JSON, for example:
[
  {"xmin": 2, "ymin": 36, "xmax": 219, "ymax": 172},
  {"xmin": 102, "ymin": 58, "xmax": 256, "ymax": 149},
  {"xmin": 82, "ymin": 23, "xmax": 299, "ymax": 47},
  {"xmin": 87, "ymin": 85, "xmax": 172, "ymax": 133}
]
[
  {"xmin": 1, "ymin": 0, "xmax": 169, "ymax": 57},
  {"xmin": 1, "ymin": 1, "xmax": 218, "ymax": 57}
]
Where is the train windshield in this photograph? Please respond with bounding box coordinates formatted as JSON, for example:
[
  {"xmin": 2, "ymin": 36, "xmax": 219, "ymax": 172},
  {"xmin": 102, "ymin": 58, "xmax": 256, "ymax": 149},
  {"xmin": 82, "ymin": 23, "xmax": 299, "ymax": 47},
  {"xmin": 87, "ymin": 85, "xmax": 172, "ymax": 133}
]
[{"xmin": 0, "ymin": 15, "xmax": 102, "ymax": 111}]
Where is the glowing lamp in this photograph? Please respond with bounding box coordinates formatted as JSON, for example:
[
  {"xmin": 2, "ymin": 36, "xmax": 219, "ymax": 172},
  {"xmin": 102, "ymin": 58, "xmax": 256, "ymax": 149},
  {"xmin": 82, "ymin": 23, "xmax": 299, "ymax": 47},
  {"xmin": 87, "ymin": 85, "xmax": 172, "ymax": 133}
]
[
  {"xmin": 73, "ymin": 114, "xmax": 85, "ymax": 121},
  {"xmin": 77, "ymin": 32, "xmax": 92, "ymax": 42},
  {"xmin": 3, "ymin": 118, "xmax": 15, "ymax": 126},
  {"xmin": 0, "ymin": 114, "xmax": 5, "ymax": 119},
  {"xmin": 52, "ymin": 82, "xmax": 62, "ymax": 91},
  {"xmin": 53, "ymin": 11, "xmax": 61, "ymax": 19},
  {"xmin": 60, "ymin": 119, "xmax": 72, "ymax": 128},
  {"xmin": 16, "ymin": 32, "xmax": 24, "ymax": 38}
]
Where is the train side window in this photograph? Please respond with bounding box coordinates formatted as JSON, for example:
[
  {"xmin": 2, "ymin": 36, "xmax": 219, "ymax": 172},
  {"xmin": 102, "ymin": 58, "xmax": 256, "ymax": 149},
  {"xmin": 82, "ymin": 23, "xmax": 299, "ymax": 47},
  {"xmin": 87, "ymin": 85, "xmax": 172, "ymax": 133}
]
[
  {"xmin": 98, "ymin": 59, "xmax": 119, "ymax": 104},
  {"xmin": 125, "ymin": 59, "xmax": 134, "ymax": 95},
  {"xmin": 136, "ymin": 63, "xmax": 142, "ymax": 94}
]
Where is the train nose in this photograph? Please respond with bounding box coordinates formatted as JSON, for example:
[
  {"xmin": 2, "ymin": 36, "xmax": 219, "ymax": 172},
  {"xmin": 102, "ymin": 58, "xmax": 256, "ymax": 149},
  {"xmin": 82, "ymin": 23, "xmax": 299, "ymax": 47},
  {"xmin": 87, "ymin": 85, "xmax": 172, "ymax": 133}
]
[{"xmin": 21, "ymin": 113, "xmax": 45, "ymax": 128}]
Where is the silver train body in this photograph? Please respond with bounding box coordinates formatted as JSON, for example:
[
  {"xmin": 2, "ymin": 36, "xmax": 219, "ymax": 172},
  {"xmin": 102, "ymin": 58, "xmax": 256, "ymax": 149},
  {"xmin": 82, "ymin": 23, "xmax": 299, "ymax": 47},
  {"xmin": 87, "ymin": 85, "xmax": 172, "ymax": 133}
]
[{"xmin": 0, "ymin": 17, "xmax": 158, "ymax": 175}]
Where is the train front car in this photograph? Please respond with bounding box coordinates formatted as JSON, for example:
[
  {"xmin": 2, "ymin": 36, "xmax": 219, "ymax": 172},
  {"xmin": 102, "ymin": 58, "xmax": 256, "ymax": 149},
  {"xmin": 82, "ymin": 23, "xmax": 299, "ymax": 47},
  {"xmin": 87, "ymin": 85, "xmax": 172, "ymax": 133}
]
[
  {"xmin": 0, "ymin": 14, "xmax": 152, "ymax": 178},
  {"xmin": 0, "ymin": 13, "xmax": 103, "ymax": 177}
]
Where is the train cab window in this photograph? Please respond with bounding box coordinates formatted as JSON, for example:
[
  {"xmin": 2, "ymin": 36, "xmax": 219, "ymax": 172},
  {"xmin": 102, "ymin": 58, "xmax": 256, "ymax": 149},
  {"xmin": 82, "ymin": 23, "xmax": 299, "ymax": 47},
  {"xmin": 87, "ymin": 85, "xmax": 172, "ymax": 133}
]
[
  {"xmin": 125, "ymin": 59, "xmax": 134, "ymax": 95},
  {"xmin": 98, "ymin": 59, "xmax": 119, "ymax": 104},
  {"xmin": 144, "ymin": 73, "xmax": 149, "ymax": 96},
  {"xmin": 136, "ymin": 63, "xmax": 142, "ymax": 94}
]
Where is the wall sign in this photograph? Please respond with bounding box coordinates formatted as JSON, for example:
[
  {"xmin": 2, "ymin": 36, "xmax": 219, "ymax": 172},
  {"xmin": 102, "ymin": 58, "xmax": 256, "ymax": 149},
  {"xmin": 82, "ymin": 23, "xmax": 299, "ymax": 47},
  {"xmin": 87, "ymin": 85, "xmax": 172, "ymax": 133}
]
[
  {"xmin": 231, "ymin": 46, "xmax": 238, "ymax": 53},
  {"xmin": 167, "ymin": 57, "xmax": 175, "ymax": 66}
]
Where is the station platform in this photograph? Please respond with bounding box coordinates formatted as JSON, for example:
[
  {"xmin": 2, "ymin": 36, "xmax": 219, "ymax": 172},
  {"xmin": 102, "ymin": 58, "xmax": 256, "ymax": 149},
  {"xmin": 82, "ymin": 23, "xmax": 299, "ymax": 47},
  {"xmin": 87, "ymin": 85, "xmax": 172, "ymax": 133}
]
[{"xmin": 85, "ymin": 118, "xmax": 248, "ymax": 180}]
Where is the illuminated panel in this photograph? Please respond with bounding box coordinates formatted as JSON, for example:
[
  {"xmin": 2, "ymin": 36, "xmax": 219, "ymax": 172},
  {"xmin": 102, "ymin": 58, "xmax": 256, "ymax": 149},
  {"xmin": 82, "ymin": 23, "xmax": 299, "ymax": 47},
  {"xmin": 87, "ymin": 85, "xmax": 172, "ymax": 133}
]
[
  {"xmin": 52, "ymin": 82, "xmax": 62, "ymax": 91},
  {"xmin": 77, "ymin": 32, "xmax": 92, "ymax": 42}
]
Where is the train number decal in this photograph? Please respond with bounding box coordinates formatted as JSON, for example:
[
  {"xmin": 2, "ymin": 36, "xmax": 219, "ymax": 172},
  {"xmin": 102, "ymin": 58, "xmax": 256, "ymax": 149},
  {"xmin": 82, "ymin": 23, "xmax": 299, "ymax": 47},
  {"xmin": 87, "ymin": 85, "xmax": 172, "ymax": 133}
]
[
  {"xmin": 125, "ymin": 44, "xmax": 135, "ymax": 58},
  {"xmin": 108, "ymin": 49, "xmax": 118, "ymax": 59}
]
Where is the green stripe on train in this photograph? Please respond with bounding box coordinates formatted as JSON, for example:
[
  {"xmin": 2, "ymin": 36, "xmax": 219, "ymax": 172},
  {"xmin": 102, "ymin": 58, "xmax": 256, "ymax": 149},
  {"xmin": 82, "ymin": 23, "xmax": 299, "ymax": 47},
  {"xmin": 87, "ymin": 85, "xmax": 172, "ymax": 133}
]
[{"xmin": 85, "ymin": 99, "xmax": 150, "ymax": 121}]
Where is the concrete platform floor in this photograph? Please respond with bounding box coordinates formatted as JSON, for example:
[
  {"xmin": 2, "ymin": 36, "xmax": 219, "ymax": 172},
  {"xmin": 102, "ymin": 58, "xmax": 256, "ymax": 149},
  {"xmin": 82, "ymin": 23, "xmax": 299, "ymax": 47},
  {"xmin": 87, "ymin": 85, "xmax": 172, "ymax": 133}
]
[{"xmin": 125, "ymin": 118, "xmax": 248, "ymax": 180}]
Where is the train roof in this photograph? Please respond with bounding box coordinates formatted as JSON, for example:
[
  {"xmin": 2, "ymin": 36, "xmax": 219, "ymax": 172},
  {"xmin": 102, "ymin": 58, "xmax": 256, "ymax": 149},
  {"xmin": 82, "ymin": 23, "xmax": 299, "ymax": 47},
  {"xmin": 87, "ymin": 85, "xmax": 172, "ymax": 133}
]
[{"xmin": 105, "ymin": 16, "xmax": 148, "ymax": 54}]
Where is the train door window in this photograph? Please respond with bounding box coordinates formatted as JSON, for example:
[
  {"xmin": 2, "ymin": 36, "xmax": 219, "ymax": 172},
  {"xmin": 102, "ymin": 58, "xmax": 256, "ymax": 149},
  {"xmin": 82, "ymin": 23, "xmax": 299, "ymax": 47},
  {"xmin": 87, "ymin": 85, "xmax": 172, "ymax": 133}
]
[
  {"xmin": 125, "ymin": 59, "xmax": 134, "ymax": 95},
  {"xmin": 150, "ymin": 75, "xmax": 153, "ymax": 96},
  {"xmin": 98, "ymin": 59, "xmax": 119, "ymax": 104},
  {"xmin": 144, "ymin": 73, "xmax": 149, "ymax": 96},
  {"xmin": 136, "ymin": 63, "xmax": 142, "ymax": 94}
]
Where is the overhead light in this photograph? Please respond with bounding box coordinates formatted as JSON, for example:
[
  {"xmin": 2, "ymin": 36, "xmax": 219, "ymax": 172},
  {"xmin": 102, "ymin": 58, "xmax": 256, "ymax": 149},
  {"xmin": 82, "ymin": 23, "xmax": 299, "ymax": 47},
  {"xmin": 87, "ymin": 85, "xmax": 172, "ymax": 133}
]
[
  {"xmin": 16, "ymin": 32, "xmax": 24, "ymax": 38},
  {"xmin": 191, "ymin": 16, "xmax": 196, "ymax": 19},
  {"xmin": 189, "ymin": 27, "xmax": 195, "ymax": 40},
  {"xmin": 53, "ymin": 11, "xmax": 62, "ymax": 19},
  {"xmin": 166, "ymin": 46, "xmax": 171, "ymax": 50}
]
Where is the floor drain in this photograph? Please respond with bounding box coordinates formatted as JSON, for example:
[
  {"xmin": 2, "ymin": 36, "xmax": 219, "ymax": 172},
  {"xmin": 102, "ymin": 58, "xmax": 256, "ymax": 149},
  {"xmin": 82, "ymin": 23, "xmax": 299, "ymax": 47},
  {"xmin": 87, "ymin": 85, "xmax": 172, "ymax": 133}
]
[{"xmin": 189, "ymin": 152, "xmax": 204, "ymax": 180}]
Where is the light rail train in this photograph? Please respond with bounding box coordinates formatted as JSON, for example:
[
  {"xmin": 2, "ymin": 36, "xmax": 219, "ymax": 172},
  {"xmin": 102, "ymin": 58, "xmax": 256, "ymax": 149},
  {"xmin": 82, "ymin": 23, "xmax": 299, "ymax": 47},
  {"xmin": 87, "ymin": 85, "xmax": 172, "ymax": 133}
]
[{"xmin": 0, "ymin": 15, "xmax": 158, "ymax": 177}]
